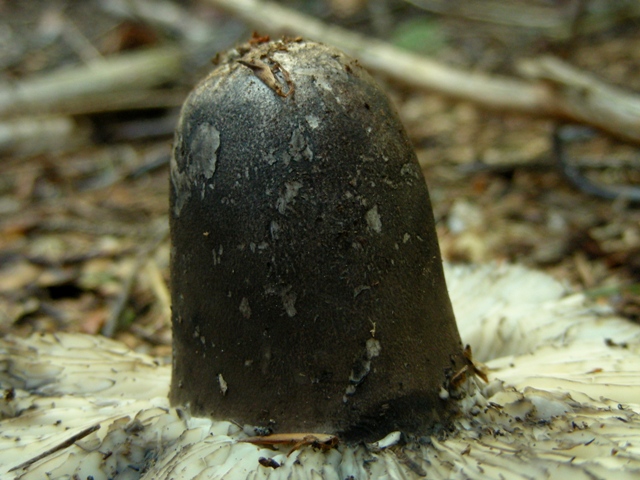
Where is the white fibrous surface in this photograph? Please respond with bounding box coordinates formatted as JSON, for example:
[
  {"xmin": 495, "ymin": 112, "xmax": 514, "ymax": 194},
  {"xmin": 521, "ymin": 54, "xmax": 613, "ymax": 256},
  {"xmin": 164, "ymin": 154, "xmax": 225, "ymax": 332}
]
[{"xmin": 1, "ymin": 263, "xmax": 640, "ymax": 479}]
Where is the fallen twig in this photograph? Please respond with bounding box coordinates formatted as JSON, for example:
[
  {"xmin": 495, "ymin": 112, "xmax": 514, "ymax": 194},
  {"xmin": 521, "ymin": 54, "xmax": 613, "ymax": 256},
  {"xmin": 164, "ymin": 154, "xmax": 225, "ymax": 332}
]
[
  {"xmin": 9, "ymin": 424, "xmax": 100, "ymax": 472},
  {"xmin": 0, "ymin": 46, "xmax": 184, "ymax": 118},
  {"xmin": 552, "ymin": 125, "xmax": 640, "ymax": 204},
  {"xmin": 101, "ymin": 221, "xmax": 169, "ymax": 338},
  {"xmin": 0, "ymin": 116, "xmax": 91, "ymax": 156},
  {"xmin": 101, "ymin": 0, "xmax": 215, "ymax": 45},
  {"xmin": 520, "ymin": 57, "xmax": 640, "ymax": 145},
  {"xmin": 206, "ymin": 0, "xmax": 640, "ymax": 144},
  {"xmin": 405, "ymin": 0, "xmax": 640, "ymax": 39}
]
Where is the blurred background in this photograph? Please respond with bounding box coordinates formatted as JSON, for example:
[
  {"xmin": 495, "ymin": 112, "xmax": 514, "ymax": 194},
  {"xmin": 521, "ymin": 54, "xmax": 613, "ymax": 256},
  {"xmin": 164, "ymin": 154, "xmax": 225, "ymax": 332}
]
[{"xmin": 0, "ymin": 0, "xmax": 638, "ymax": 356}]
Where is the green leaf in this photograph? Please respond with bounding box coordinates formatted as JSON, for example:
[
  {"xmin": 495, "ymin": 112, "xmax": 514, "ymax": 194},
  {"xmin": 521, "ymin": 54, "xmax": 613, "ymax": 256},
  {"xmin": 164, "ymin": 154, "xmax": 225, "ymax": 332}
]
[{"xmin": 391, "ymin": 17, "xmax": 447, "ymax": 55}]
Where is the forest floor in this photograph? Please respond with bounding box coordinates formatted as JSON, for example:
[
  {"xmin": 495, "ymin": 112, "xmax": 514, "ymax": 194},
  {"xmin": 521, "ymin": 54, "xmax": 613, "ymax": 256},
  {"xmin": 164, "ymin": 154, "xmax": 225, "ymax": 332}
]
[{"xmin": 1, "ymin": 0, "xmax": 638, "ymax": 357}]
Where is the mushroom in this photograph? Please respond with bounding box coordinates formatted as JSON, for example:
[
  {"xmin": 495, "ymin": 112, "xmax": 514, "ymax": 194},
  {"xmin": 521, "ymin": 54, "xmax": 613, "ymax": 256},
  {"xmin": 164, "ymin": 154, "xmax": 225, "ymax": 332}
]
[
  {"xmin": 169, "ymin": 37, "xmax": 465, "ymax": 441},
  {"xmin": 1, "ymin": 39, "xmax": 640, "ymax": 479}
]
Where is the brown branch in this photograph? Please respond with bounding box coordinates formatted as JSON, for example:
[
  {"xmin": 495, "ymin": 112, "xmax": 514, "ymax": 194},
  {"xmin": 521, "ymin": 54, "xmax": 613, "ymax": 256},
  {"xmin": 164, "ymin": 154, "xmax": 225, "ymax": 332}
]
[
  {"xmin": 101, "ymin": 222, "xmax": 169, "ymax": 338},
  {"xmin": 9, "ymin": 424, "xmax": 100, "ymax": 473},
  {"xmin": 519, "ymin": 56, "xmax": 640, "ymax": 145},
  {"xmin": 0, "ymin": 46, "xmax": 184, "ymax": 118},
  {"xmin": 0, "ymin": 116, "xmax": 91, "ymax": 157},
  {"xmin": 206, "ymin": 0, "xmax": 640, "ymax": 144},
  {"xmin": 406, "ymin": 0, "xmax": 640, "ymax": 39}
]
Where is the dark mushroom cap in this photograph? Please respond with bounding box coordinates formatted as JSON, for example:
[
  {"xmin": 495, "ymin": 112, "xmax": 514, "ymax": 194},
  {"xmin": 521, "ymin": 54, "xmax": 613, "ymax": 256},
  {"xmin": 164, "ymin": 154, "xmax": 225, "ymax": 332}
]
[{"xmin": 169, "ymin": 38, "xmax": 465, "ymax": 441}]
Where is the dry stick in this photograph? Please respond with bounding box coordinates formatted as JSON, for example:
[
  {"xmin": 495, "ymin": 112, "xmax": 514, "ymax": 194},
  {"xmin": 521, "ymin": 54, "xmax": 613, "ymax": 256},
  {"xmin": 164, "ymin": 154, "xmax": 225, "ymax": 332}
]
[
  {"xmin": 37, "ymin": 89, "xmax": 186, "ymax": 116},
  {"xmin": 0, "ymin": 90, "xmax": 184, "ymax": 156},
  {"xmin": 519, "ymin": 56, "xmax": 640, "ymax": 145},
  {"xmin": 0, "ymin": 116, "xmax": 91, "ymax": 156},
  {"xmin": 143, "ymin": 257, "xmax": 172, "ymax": 329},
  {"xmin": 101, "ymin": 222, "xmax": 170, "ymax": 338},
  {"xmin": 552, "ymin": 125, "xmax": 640, "ymax": 203},
  {"xmin": 408, "ymin": 0, "xmax": 571, "ymax": 31},
  {"xmin": 206, "ymin": 0, "xmax": 640, "ymax": 144},
  {"xmin": 0, "ymin": 46, "xmax": 183, "ymax": 117},
  {"xmin": 406, "ymin": 0, "xmax": 640, "ymax": 38},
  {"xmin": 101, "ymin": 0, "xmax": 216, "ymax": 45},
  {"xmin": 209, "ymin": 0, "xmax": 542, "ymax": 111},
  {"xmin": 8, "ymin": 424, "xmax": 100, "ymax": 472}
]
